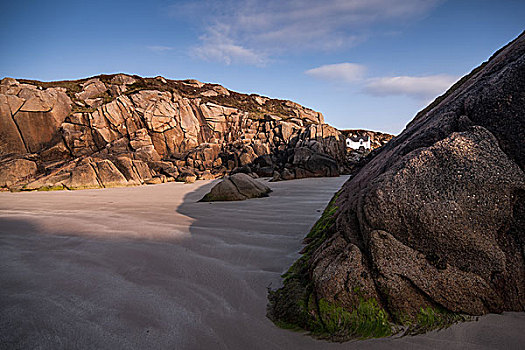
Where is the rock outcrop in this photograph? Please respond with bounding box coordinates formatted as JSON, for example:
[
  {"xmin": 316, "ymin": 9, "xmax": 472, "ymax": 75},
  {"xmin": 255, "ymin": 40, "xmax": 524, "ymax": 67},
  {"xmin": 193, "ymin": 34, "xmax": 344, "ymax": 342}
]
[
  {"xmin": 200, "ymin": 173, "xmax": 271, "ymax": 201},
  {"xmin": 268, "ymin": 32, "xmax": 525, "ymax": 340},
  {"xmin": 340, "ymin": 129, "xmax": 394, "ymax": 150},
  {"xmin": 0, "ymin": 74, "xmax": 355, "ymax": 191}
]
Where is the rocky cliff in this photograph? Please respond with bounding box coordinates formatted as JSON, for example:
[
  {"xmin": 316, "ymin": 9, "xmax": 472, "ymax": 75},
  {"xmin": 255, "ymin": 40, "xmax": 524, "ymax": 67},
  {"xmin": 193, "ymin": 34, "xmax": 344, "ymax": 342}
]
[
  {"xmin": 0, "ymin": 74, "xmax": 351, "ymax": 191},
  {"xmin": 268, "ymin": 32, "xmax": 525, "ymax": 340}
]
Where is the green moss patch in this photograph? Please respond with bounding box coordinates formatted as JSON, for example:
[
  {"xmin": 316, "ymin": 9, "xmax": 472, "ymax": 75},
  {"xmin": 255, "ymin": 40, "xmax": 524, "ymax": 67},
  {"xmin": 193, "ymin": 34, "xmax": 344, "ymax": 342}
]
[
  {"xmin": 267, "ymin": 191, "xmax": 395, "ymax": 341},
  {"xmin": 267, "ymin": 190, "xmax": 470, "ymax": 341},
  {"xmin": 37, "ymin": 185, "xmax": 65, "ymax": 191},
  {"xmin": 404, "ymin": 306, "xmax": 470, "ymax": 335},
  {"xmin": 315, "ymin": 298, "xmax": 392, "ymax": 340}
]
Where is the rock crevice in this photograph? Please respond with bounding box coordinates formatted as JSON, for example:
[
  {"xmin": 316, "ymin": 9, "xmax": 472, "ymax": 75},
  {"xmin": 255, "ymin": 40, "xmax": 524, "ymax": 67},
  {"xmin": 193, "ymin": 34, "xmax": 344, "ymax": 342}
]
[{"xmin": 1, "ymin": 74, "xmax": 394, "ymax": 191}]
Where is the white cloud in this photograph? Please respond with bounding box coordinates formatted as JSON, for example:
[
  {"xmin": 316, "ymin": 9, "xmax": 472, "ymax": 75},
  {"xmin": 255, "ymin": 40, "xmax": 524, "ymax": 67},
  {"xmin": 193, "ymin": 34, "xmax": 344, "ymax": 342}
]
[
  {"xmin": 147, "ymin": 45, "xmax": 174, "ymax": 52},
  {"xmin": 364, "ymin": 75, "xmax": 458, "ymax": 99},
  {"xmin": 305, "ymin": 63, "xmax": 366, "ymax": 83},
  {"xmin": 172, "ymin": 0, "xmax": 443, "ymax": 65},
  {"xmin": 191, "ymin": 24, "xmax": 267, "ymax": 66},
  {"xmin": 305, "ymin": 61, "xmax": 458, "ymax": 100}
]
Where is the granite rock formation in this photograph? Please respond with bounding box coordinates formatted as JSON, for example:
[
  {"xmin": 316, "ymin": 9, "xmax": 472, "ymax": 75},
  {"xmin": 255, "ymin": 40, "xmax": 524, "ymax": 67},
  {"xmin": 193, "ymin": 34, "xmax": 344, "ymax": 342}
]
[
  {"xmin": 200, "ymin": 173, "xmax": 271, "ymax": 201},
  {"xmin": 340, "ymin": 129, "xmax": 394, "ymax": 150},
  {"xmin": 0, "ymin": 74, "xmax": 352, "ymax": 191},
  {"xmin": 268, "ymin": 32, "xmax": 525, "ymax": 340}
]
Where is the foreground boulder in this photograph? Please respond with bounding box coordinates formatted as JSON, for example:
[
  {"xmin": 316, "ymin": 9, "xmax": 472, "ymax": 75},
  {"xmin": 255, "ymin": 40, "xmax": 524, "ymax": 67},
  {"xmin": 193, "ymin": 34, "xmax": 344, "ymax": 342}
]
[
  {"xmin": 200, "ymin": 173, "xmax": 271, "ymax": 201},
  {"xmin": 268, "ymin": 32, "xmax": 525, "ymax": 340}
]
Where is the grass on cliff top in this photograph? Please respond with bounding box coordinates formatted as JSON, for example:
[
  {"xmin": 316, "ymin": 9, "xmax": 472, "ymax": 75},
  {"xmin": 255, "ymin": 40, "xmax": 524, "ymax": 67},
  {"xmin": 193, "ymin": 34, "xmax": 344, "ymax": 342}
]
[{"xmin": 18, "ymin": 75, "xmax": 316, "ymax": 123}]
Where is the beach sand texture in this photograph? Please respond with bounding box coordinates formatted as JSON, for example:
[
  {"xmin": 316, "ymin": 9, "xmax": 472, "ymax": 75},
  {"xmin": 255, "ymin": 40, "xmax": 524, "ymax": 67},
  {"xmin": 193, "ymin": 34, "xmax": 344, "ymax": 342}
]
[{"xmin": 1, "ymin": 177, "xmax": 523, "ymax": 349}]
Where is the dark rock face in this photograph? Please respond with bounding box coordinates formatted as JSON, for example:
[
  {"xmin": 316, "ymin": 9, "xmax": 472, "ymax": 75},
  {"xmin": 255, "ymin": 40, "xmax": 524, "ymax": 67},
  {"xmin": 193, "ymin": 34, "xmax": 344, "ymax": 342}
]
[
  {"xmin": 268, "ymin": 32, "xmax": 525, "ymax": 339},
  {"xmin": 200, "ymin": 173, "xmax": 271, "ymax": 201},
  {"xmin": 0, "ymin": 74, "xmax": 365, "ymax": 191}
]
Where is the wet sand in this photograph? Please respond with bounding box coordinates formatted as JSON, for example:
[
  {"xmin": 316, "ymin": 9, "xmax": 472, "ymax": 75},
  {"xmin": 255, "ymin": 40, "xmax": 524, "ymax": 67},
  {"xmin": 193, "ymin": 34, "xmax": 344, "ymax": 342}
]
[{"xmin": 0, "ymin": 177, "xmax": 523, "ymax": 349}]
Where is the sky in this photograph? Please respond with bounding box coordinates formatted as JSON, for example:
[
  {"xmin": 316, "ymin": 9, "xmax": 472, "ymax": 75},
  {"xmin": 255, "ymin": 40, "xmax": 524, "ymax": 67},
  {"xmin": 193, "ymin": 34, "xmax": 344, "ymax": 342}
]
[{"xmin": 1, "ymin": 1, "xmax": 524, "ymax": 134}]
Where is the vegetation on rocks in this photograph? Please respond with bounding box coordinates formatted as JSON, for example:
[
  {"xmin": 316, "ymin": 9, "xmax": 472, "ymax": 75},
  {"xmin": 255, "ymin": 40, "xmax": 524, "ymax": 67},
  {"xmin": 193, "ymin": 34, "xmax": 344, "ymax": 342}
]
[
  {"xmin": 267, "ymin": 192, "xmax": 394, "ymax": 341},
  {"xmin": 269, "ymin": 32, "xmax": 525, "ymax": 342},
  {"xmin": 268, "ymin": 191, "xmax": 471, "ymax": 341},
  {"xmin": 404, "ymin": 307, "xmax": 470, "ymax": 335}
]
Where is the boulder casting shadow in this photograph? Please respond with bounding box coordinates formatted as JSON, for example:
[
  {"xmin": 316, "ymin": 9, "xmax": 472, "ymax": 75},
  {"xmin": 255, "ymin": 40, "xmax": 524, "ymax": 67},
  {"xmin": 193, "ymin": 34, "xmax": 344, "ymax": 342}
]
[{"xmin": 199, "ymin": 173, "xmax": 272, "ymax": 202}]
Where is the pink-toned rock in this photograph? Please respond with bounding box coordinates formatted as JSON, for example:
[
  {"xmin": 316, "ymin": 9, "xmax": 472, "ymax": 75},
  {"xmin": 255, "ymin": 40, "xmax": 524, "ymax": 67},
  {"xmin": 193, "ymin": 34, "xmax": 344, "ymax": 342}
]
[
  {"xmin": 94, "ymin": 160, "xmax": 128, "ymax": 188},
  {"xmin": 178, "ymin": 97, "xmax": 200, "ymax": 140},
  {"xmin": 129, "ymin": 129, "xmax": 161, "ymax": 161},
  {"xmin": 201, "ymin": 90, "xmax": 218, "ymax": 97},
  {"xmin": 75, "ymin": 78, "xmax": 107, "ymax": 101},
  {"xmin": 24, "ymin": 171, "xmax": 71, "ymax": 191},
  {"xmin": 110, "ymin": 74, "xmax": 137, "ymax": 85},
  {"xmin": 0, "ymin": 73, "xmax": 358, "ymax": 192},
  {"xmin": 10, "ymin": 88, "xmax": 72, "ymax": 153},
  {"xmin": 61, "ymin": 123, "xmax": 98, "ymax": 156},
  {"xmin": 0, "ymin": 95, "xmax": 27, "ymax": 155},
  {"xmin": 40, "ymin": 141, "xmax": 71, "ymax": 162},
  {"xmin": 0, "ymin": 159, "xmax": 37, "ymax": 187},
  {"xmin": 64, "ymin": 163, "xmax": 101, "ymax": 190},
  {"xmin": 183, "ymin": 79, "xmax": 204, "ymax": 88},
  {"xmin": 0, "ymin": 78, "xmax": 20, "ymax": 95},
  {"xmin": 199, "ymin": 170, "xmax": 215, "ymax": 180}
]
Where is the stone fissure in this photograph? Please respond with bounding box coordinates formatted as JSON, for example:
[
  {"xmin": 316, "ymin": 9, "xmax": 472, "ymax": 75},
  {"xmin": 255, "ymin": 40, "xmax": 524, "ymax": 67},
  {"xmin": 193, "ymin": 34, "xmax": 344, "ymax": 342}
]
[
  {"xmin": 9, "ymin": 111, "xmax": 29, "ymax": 153},
  {"xmin": 129, "ymin": 159, "xmax": 143, "ymax": 183},
  {"xmin": 229, "ymin": 178, "xmax": 249, "ymax": 199},
  {"xmin": 60, "ymin": 133, "xmax": 74, "ymax": 158},
  {"xmin": 89, "ymin": 163, "xmax": 105, "ymax": 188}
]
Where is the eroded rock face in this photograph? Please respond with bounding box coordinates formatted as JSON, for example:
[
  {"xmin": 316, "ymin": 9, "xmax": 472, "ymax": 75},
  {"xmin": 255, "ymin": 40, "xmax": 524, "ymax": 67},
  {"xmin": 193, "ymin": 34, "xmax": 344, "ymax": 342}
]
[
  {"xmin": 200, "ymin": 173, "xmax": 271, "ymax": 201},
  {"xmin": 0, "ymin": 74, "xmax": 379, "ymax": 191},
  {"xmin": 0, "ymin": 159, "xmax": 37, "ymax": 188},
  {"xmin": 268, "ymin": 32, "xmax": 525, "ymax": 339}
]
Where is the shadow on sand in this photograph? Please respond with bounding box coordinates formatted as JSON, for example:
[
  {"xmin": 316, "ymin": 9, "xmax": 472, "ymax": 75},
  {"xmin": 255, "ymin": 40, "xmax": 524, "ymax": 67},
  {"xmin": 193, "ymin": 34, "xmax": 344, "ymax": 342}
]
[{"xmin": 1, "ymin": 178, "xmax": 524, "ymax": 349}]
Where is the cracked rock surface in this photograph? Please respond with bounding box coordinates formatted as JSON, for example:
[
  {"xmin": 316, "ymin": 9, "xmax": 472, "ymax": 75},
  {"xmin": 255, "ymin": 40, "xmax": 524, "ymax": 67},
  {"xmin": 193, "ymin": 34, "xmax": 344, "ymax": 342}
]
[
  {"xmin": 200, "ymin": 173, "xmax": 272, "ymax": 201},
  {"xmin": 1, "ymin": 74, "xmax": 381, "ymax": 191},
  {"xmin": 269, "ymin": 31, "xmax": 525, "ymax": 334}
]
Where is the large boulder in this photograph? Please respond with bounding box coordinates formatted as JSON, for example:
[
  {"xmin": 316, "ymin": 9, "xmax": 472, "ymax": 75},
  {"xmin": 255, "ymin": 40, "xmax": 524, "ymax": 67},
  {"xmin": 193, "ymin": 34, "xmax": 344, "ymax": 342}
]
[
  {"xmin": 93, "ymin": 160, "xmax": 129, "ymax": 188},
  {"xmin": 268, "ymin": 32, "xmax": 525, "ymax": 340},
  {"xmin": 64, "ymin": 162, "xmax": 101, "ymax": 190},
  {"xmin": 14, "ymin": 88, "xmax": 72, "ymax": 153},
  {"xmin": 200, "ymin": 173, "xmax": 271, "ymax": 201}
]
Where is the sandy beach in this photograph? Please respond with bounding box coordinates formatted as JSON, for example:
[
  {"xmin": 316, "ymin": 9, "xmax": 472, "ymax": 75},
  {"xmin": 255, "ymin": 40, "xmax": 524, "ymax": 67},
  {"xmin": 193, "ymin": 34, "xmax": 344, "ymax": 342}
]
[{"xmin": 1, "ymin": 177, "xmax": 523, "ymax": 350}]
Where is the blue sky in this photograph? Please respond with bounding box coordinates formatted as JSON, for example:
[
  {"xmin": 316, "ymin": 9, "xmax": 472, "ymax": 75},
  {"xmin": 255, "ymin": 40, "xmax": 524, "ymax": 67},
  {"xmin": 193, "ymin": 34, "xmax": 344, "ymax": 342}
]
[{"xmin": 1, "ymin": 0, "xmax": 523, "ymax": 134}]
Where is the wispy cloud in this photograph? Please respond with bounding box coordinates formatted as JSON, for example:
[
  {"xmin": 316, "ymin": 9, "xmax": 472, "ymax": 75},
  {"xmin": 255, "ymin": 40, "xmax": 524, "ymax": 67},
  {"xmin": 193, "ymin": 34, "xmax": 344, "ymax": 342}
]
[
  {"xmin": 171, "ymin": 0, "xmax": 443, "ymax": 65},
  {"xmin": 191, "ymin": 24, "xmax": 268, "ymax": 66},
  {"xmin": 305, "ymin": 63, "xmax": 367, "ymax": 83},
  {"xmin": 364, "ymin": 75, "xmax": 458, "ymax": 99},
  {"xmin": 147, "ymin": 45, "xmax": 174, "ymax": 52},
  {"xmin": 305, "ymin": 62, "xmax": 458, "ymax": 100}
]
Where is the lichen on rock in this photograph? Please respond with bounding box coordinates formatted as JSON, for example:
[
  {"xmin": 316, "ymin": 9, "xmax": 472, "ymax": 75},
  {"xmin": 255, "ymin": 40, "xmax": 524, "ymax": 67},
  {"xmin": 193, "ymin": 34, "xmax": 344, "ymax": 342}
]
[{"xmin": 267, "ymin": 31, "xmax": 525, "ymax": 341}]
